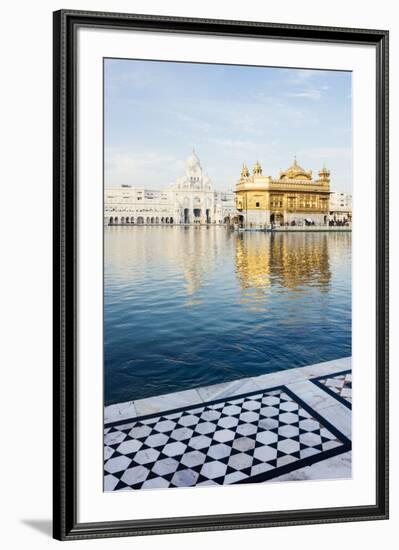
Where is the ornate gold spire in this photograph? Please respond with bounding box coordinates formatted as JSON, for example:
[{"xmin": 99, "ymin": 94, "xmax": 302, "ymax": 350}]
[
  {"xmin": 241, "ymin": 163, "xmax": 249, "ymax": 178},
  {"xmin": 318, "ymin": 163, "xmax": 330, "ymax": 180},
  {"xmin": 253, "ymin": 160, "xmax": 262, "ymax": 175}
]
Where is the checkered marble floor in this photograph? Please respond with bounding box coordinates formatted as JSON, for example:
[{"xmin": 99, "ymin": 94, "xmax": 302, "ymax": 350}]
[
  {"xmin": 310, "ymin": 370, "xmax": 352, "ymax": 409},
  {"xmin": 104, "ymin": 384, "xmax": 351, "ymax": 491}
]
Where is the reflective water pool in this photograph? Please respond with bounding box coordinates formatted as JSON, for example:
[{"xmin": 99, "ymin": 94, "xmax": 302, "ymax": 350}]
[{"xmin": 104, "ymin": 227, "xmax": 351, "ymax": 405}]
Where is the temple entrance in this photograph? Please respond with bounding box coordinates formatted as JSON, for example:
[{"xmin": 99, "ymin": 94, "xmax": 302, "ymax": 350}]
[
  {"xmin": 270, "ymin": 212, "xmax": 284, "ymax": 225},
  {"xmin": 193, "ymin": 208, "xmax": 201, "ymax": 222},
  {"xmin": 184, "ymin": 208, "xmax": 190, "ymax": 224}
]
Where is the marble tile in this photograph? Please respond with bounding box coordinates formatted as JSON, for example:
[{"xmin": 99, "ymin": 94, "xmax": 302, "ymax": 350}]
[
  {"xmin": 239, "ymin": 411, "xmax": 259, "ymax": 423},
  {"xmin": 128, "ymin": 425, "xmax": 152, "ymax": 439},
  {"xmin": 141, "ymin": 477, "xmax": 170, "ymax": 489},
  {"xmin": 152, "ymin": 419, "xmax": 176, "ymax": 433},
  {"xmin": 104, "ymin": 455, "xmax": 131, "ymax": 475},
  {"xmin": 228, "ymin": 452, "xmax": 253, "ymax": 471},
  {"xmin": 200, "ymin": 409, "xmax": 221, "ymax": 422},
  {"xmin": 253, "ymin": 445, "xmax": 277, "ymax": 462},
  {"xmin": 256, "ymin": 431, "xmax": 278, "ymax": 445},
  {"xmin": 104, "ymin": 381, "xmax": 351, "ymax": 491},
  {"xmin": 278, "ymin": 438, "xmax": 300, "ymax": 455},
  {"xmin": 299, "ymin": 357, "xmax": 351, "ymax": 378},
  {"xmin": 177, "ymin": 414, "xmax": 201, "ymax": 427},
  {"xmin": 171, "ymin": 469, "xmax": 199, "ymax": 487},
  {"xmin": 213, "ymin": 429, "xmax": 235, "ymax": 443},
  {"xmin": 121, "ymin": 465, "xmax": 150, "ymax": 486},
  {"xmin": 133, "ymin": 448, "xmax": 160, "ymax": 465},
  {"xmin": 286, "ymin": 380, "xmax": 341, "ymax": 411},
  {"xmin": 188, "ymin": 435, "xmax": 212, "ymax": 450},
  {"xmin": 252, "ymin": 367, "xmax": 307, "ymax": 389},
  {"xmin": 200, "ymin": 460, "xmax": 228, "ymax": 480},
  {"xmin": 224, "ymin": 471, "xmax": 248, "ymax": 484},
  {"xmin": 170, "ymin": 427, "xmax": 194, "ymax": 441},
  {"xmin": 197, "ymin": 378, "xmax": 259, "ymax": 402},
  {"xmin": 217, "ymin": 415, "xmax": 239, "ymax": 429},
  {"xmin": 318, "ymin": 404, "xmax": 352, "ymax": 439},
  {"xmin": 180, "ymin": 450, "xmax": 207, "ymax": 468},
  {"xmin": 104, "ymin": 474, "xmax": 119, "ymax": 491},
  {"xmin": 134, "ymin": 388, "xmax": 203, "ymax": 417},
  {"xmin": 250, "ymin": 462, "xmax": 274, "ymax": 477},
  {"xmin": 236, "ymin": 422, "xmax": 258, "ymax": 436},
  {"xmin": 104, "ymin": 401, "xmax": 136, "ymax": 424},
  {"xmin": 104, "ymin": 446, "xmax": 115, "ymax": 461},
  {"xmin": 151, "ymin": 457, "xmax": 179, "ymax": 476},
  {"xmin": 233, "ymin": 436, "xmax": 256, "ymax": 452},
  {"xmin": 104, "ymin": 430, "xmax": 128, "ymax": 447},
  {"xmin": 116, "ymin": 438, "xmax": 142, "ymax": 455},
  {"xmin": 162, "ymin": 441, "xmax": 187, "ymax": 457},
  {"xmin": 194, "ymin": 421, "xmax": 217, "ymax": 435},
  {"xmin": 207, "ymin": 443, "xmax": 232, "ymax": 460},
  {"xmin": 143, "ymin": 433, "xmax": 169, "ymax": 448},
  {"xmin": 271, "ymin": 451, "xmax": 352, "ymax": 482}
]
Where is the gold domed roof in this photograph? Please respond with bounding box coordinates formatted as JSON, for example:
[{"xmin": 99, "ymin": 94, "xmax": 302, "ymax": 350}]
[{"xmin": 279, "ymin": 158, "xmax": 311, "ymax": 180}]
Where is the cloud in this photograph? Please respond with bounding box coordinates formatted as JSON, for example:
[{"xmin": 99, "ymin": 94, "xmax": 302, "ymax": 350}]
[
  {"xmin": 284, "ymin": 87, "xmax": 325, "ymax": 100},
  {"xmin": 105, "ymin": 148, "xmax": 184, "ymax": 187}
]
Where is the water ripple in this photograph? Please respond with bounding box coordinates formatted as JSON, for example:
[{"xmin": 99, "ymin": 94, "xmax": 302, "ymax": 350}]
[{"xmin": 104, "ymin": 227, "xmax": 351, "ymax": 405}]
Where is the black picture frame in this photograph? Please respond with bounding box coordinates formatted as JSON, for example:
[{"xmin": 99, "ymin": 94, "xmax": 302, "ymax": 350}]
[{"xmin": 53, "ymin": 9, "xmax": 389, "ymax": 541}]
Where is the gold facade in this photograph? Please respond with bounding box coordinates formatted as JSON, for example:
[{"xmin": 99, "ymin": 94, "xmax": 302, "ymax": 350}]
[{"xmin": 235, "ymin": 159, "xmax": 330, "ymax": 226}]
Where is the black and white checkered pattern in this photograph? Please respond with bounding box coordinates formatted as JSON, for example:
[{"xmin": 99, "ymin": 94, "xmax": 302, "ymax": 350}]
[
  {"xmin": 311, "ymin": 370, "xmax": 352, "ymax": 409},
  {"xmin": 104, "ymin": 385, "xmax": 351, "ymax": 491}
]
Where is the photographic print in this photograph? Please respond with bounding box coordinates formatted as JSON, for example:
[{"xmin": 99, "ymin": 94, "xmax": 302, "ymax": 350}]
[{"xmin": 103, "ymin": 59, "xmax": 353, "ymax": 492}]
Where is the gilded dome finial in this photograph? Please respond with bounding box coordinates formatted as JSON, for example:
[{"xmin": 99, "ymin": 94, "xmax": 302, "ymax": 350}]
[
  {"xmin": 253, "ymin": 160, "xmax": 262, "ymax": 175},
  {"xmin": 241, "ymin": 163, "xmax": 249, "ymax": 178},
  {"xmin": 318, "ymin": 163, "xmax": 330, "ymax": 180}
]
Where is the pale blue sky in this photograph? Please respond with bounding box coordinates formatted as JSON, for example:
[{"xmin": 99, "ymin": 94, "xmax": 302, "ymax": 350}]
[{"xmin": 104, "ymin": 59, "xmax": 352, "ymax": 192}]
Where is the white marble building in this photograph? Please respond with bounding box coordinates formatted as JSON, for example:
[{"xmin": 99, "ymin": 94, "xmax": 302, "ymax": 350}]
[
  {"xmin": 329, "ymin": 192, "xmax": 352, "ymax": 223},
  {"xmin": 104, "ymin": 151, "xmax": 235, "ymax": 225}
]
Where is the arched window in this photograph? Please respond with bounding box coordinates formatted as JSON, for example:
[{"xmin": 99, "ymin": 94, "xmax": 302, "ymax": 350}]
[{"xmin": 109, "ymin": 217, "xmax": 113, "ymax": 225}]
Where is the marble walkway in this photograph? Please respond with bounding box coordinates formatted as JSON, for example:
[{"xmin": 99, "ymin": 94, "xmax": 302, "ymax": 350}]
[{"xmin": 104, "ymin": 357, "xmax": 352, "ymax": 491}]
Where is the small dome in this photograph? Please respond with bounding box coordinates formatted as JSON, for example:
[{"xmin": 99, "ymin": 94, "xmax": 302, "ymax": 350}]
[
  {"xmin": 241, "ymin": 164, "xmax": 249, "ymax": 178},
  {"xmin": 253, "ymin": 160, "xmax": 262, "ymax": 175},
  {"xmin": 319, "ymin": 164, "xmax": 330, "ymax": 178}
]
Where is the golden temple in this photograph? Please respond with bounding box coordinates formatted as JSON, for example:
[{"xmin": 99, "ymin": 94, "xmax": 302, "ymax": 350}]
[{"xmin": 235, "ymin": 158, "xmax": 330, "ymax": 227}]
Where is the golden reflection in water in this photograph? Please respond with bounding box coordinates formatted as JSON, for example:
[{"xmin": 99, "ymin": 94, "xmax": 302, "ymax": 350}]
[
  {"xmin": 105, "ymin": 227, "xmax": 350, "ymax": 308},
  {"xmin": 235, "ymin": 232, "xmax": 332, "ymax": 299}
]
